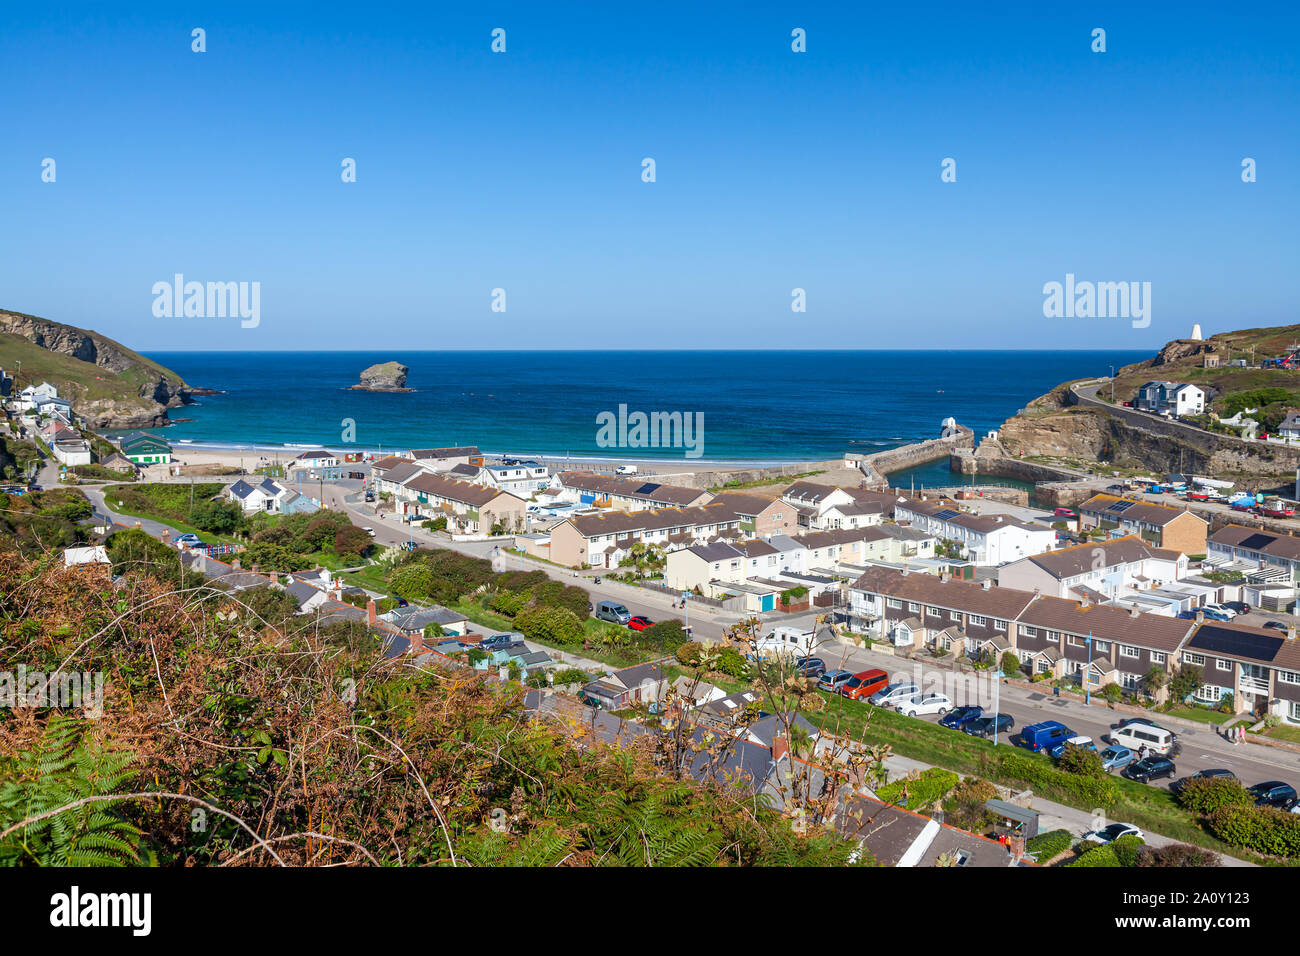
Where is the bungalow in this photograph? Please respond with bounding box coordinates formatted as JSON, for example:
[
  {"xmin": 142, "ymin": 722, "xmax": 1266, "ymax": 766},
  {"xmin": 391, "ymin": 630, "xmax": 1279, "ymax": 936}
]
[
  {"xmin": 99, "ymin": 452, "xmax": 136, "ymax": 474},
  {"xmin": 288, "ymin": 449, "xmax": 343, "ymax": 479},
  {"xmin": 1076, "ymin": 495, "xmax": 1208, "ymax": 555},
  {"xmin": 666, "ymin": 539, "xmax": 796, "ymax": 595},
  {"xmin": 227, "ymin": 477, "xmax": 293, "ymax": 513},
  {"xmin": 380, "ymin": 604, "xmax": 470, "ymax": 638},
  {"xmin": 119, "ymin": 431, "xmax": 172, "ymax": 466},
  {"xmin": 47, "ymin": 426, "xmax": 91, "ymax": 466}
]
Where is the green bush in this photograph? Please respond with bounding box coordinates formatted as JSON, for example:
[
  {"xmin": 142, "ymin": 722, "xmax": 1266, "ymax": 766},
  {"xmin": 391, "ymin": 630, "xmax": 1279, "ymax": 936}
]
[
  {"xmin": 238, "ymin": 542, "xmax": 310, "ymax": 573},
  {"xmin": 995, "ymin": 750, "xmax": 1118, "ymax": 808},
  {"xmin": 1175, "ymin": 778, "xmax": 1253, "ymax": 816},
  {"xmin": 515, "ymin": 605, "xmax": 585, "ymax": 647},
  {"xmin": 1136, "ymin": 843, "xmax": 1222, "ymax": 867},
  {"xmin": 1112, "ymin": 833, "xmax": 1145, "ymax": 867},
  {"xmin": 675, "ymin": 641, "xmax": 704, "ymax": 665},
  {"xmin": 941, "ymin": 777, "xmax": 998, "ymax": 833},
  {"xmin": 1056, "ymin": 744, "xmax": 1106, "ymax": 778},
  {"xmin": 876, "ymin": 768, "xmax": 958, "ymax": 812},
  {"xmin": 1069, "ymin": 844, "xmax": 1120, "ymax": 867},
  {"xmin": 552, "ymin": 668, "xmax": 589, "ymax": 686},
  {"xmin": 1206, "ymin": 804, "xmax": 1300, "ymax": 857},
  {"xmin": 1026, "ymin": 828, "xmax": 1073, "ymax": 861}
]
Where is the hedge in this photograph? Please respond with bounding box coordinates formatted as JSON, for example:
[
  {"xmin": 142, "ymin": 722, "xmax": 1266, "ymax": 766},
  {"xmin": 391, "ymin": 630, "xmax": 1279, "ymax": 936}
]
[
  {"xmin": 876, "ymin": 768, "xmax": 959, "ymax": 811},
  {"xmin": 1206, "ymin": 805, "xmax": 1300, "ymax": 857},
  {"xmin": 1026, "ymin": 828, "xmax": 1073, "ymax": 861},
  {"xmin": 1070, "ymin": 844, "xmax": 1120, "ymax": 867},
  {"xmin": 1175, "ymin": 778, "xmax": 1254, "ymax": 816}
]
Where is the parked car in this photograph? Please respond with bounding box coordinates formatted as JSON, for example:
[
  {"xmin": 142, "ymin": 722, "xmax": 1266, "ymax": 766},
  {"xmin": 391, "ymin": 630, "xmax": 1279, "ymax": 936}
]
[
  {"xmin": 479, "ymin": 634, "xmax": 518, "ymax": 651},
  {"xmin": 1084, "ymin": 823, "xmax": 1143, "ymax": 845},
  {"xmin": 626, "ymin": 615, "xmax": 653, "ymax": 631},
  {"xmin": 1248, "ymin": 781, "xmax": 1298, "ymax": 809},
  {"xmin": 1172, "ymin": 768, "xmax": 1237, "ymax": 794},
  {"xmin": 362, "ymin": 527, "xmax": 376, "ymax": 537},
  {"xmin": 1221, "ymin": 601, "xmax": 1251, "ymax": 615},
  {"xmin": 1053, "ymin": 507, "xmax": 1078, "ymax": 519},
  {"xmin": 895, "ymin": 693, "xmax": 953, "ymax": 717},
  {"xmin": 1264, "ymin": 620, "xmax": 1289, "ymax": 632},
  {"xmin": 817, "ymin": 669, "xmax": 854, "ymax": 694},
  {"xmin": 400, "ymin": 540, "xmax": 418, "ymax": 551},
  {"xmin": 794, "ymin": 656, "xmax": 826, "ymax": 679},
  {"xmin": 964, "ymin": 713, "xmax": 1015, "ymax": 739},
  {"xmin": 842, "ymin": 669, "xmax": 891, "ymax": 701},
  {"xmin": 1199, "ymin": 608, "xmax": 1233, "ymax": 622},
  {"xmin": 614, "ymin": 464, "xmax": 638, "ymax": 475},
  {"xmin": 1020, "ymin": 720, "xmax": 1076, "ymax": 753},
  {"xmin": 1099, "ymin": 745, "xmax": 1135, "ymax": 772},
  {"xmin": 1204, "ymin": 603, "xmax": 1238, "ymax": 620},
  {"xmin": 1124, "ymin": 756, "xmax": 1177, "ymax": 783},
  {"xmin": 939, "ymin": 705, "xmax": 983, "ymax": 730},
  {"xmin": 594, "ymin": 600, "xmax": 631, "ymax": 625},
  {"xmin": 174, "ymin": 532, "xmax": 203, "ymax": 549},
  {"xmin": 1049, "ymin": 735, "xmax": 1096, "ymax": 759},
  {"xmin": 1110, "ymin": 721, "xmax": 1180, "ymax": 757},
  {"xmin": 869, "ymin": 681, "xmax": 921, "ymax": 708}
]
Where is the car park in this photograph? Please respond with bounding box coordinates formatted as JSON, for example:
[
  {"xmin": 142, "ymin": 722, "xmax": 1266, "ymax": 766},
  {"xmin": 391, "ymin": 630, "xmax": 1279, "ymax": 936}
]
[
  {"xmin": 895, "ymin": 693, "xmax": 953, "ymax": 717},
  {"xmin": 1248, "ymin": 781, "xmax": 1298, "ymax": 809},
  {"xmin": 842, "ymin": 669, "xmax": 891, "ymax": 701},
  {"xmin": 1020, "ymin": 720, "xmax": 1076, "ymax": 753},
  {"xmin": 1172, "ymin": 768, "xmax": 1237, "ymax": 794},
  {"xmin": 794, "ymin": 657, "xmax": 826, "ymax": 679},
  {"xmin": 1099, "ymin": 745, "xmax": 1135, "ymax": 772},
  {"xmin": 939, "ymin": 705, "xmax": 983, "ymax": 730},
  {"xmin": 869, "ymin": 681, "xmax": 921, "ymax": 708},
  {"xmin": 817, "ymin": 669, "xmax": 854, "ymax": 694},
  {"xmin": 1084, "ymin": 823, "xmax": 1143, "ymax": 845},
  {"xmin": 626, "ymin": 615, "xmax": 653, "ymax": 631},
  {"xmin": 964, "ymin": 713, "xmax": 1015, "ymax": 739},
  {"xmin": 1124, "ymin": 756, "xmax": 1177, "ymax": 783},
  {"xmin": 1048, "ymin": 735, "xmax": 1096, "ymax": 759}
]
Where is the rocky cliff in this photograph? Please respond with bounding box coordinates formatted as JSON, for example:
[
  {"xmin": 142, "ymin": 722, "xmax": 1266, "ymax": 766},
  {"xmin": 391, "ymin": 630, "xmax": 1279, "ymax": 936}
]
[
  {"xmin": 0, "ymin": 309, "xmax": 194, "ymax": 428},
  {"xmin": 351, "ymin": 361, "xmax": 412, "ymax": 392}
]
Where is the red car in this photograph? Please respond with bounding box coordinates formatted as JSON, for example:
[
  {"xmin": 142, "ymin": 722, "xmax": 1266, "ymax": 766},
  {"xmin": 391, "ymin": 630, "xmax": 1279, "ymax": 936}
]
[
  {"xmin": 626, "ymin": 616, "xmax": 653, "ymax": 631},
  {"xmin": 840, "ymin": 669, "xmax": 890, "ymax": 701}
]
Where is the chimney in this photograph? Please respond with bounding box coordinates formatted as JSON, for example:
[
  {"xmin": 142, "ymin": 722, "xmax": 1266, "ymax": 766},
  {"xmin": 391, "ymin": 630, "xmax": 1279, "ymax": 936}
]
[
  {"xmin": 939, "ymin": 569, "xmax": 949, "ymax": 583},
  {"xmin": 1195, "ymin": 610, "xmax": 1204, "ymax": 624},
  {"xmin": 1129, "ymin": 605, "xmax": 1139, "ymax": 618},
  {"xmin": 251, "ymin": 563, "xmax": 260, "ymax": 574},
  {"xmin": 772, "ymin": 735, "xmax": 790, "ymax": 762},
  {"xmin": 1079, "ymin": 595, "xmax": 1090, "ymax": 609},
  {"xmin": 1288, "ymin": 625, "xmax": 1296, "ymax": 642},
  {"xmin": 367, "ymin": 599, "xmax": 377, "ymax": 626},
  {"xmin": 232, "ymin": 558, "xmax": 241, "ymax": 570},
  {"xmin": 982, "ymin": 579, "xmax": 991, "ymax": 590}
]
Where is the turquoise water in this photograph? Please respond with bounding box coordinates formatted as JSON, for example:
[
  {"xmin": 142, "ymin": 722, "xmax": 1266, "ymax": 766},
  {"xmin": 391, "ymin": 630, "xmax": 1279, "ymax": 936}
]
[{"xmin": 139, "ymin": 349, "xmax": 1145, "ymax": 462}]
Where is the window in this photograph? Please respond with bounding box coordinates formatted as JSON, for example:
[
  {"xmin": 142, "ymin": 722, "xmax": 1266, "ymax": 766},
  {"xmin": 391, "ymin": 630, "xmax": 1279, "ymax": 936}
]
[
  {"xmin": 1036, "ymin": 659, "xmax": 1050, "ymax": 674},
  {"xmin": 908, "ymin": 602, "xmax": 920, "ymax": 613},
  {"xmin": 1067, "ymin": 636, "xmax": 1083, "ymax": 647},
  {"xmin": 887, "ymin": 598, "xmax": 902, "ymax": 609},
  {"xmin": 1094, "ymin": 640, "xmax": 1110, "ymax": 653},
  {"xmin": 1195, "ymin": 684, "xmax": 1222, "ymax": 703},
  {"xmin": 1151, "ymin": 652, "xmax": 1166, "ymax": 664},
  {"xmin": 994, "ymin": 619, "xmax": 1006, "ymax": 631},
  {"xmin": 1119, "ymin": 645, "xmax": 1138, "ymax": 658},
  {"xmin": 1185, "ymin": 652, "xmax": 1205, "ymax": 666},
  {"xmin": 1021, "ymin": 626, "xmax": 1038, "ymax": 638},
  {"xmin": 970, "ymin": 615, "xmax": 986, "ymax": 626},
  {"xmin": 1121, "ymin": 673, "xmax": 1141, "ymax": 690},
  {"xmin": 927, "ymin": 606, "xmax": 940, "ymax": 616},
  {"xmin": 1217, "ymin": 659, "xmax": 1231, "ymax": 672},
  {"xmin": 1279, "ymin": 671, "xmax": 1300, "ymax": 686}
]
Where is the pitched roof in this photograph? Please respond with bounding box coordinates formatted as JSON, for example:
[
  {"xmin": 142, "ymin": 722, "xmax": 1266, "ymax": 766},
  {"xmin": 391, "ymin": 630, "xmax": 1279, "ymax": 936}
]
[
  {"xmin": 1077, "ymin": 494, "xmax": 1206, "ymax": 528},
  {"xmin": 370, "ymin": 455, "xmax": 414, "ymax": 472},
  {"xmin": 1209, "ymin": 524, "xmax": 1300, "ymax": 562},
  {"xmin": 851, "ymin": 566, "xmax": 1038, "ymax": 619},
  {"xmin": 565, "ymin": 503, "xmax": 741, "ymax": 538},
  {"xmin": 410, "ymin": 446, "xmax": 481, "ymax": 460},
  {"xmin": 1018, "ymin": 595, "xmax": 1194, "ymax": 652},
  {"xmin": 793, "ymin": 527, "xmax": 891, "ymax": 550},
  {"xmin": 1186, "ymin": 620, "xmax": 1300, "ymax": 671},
  {"xmin": 381, "ymin": 462, "xmax": 426, "ymax": 485},
  {"xmin": 558, "ymin": 471, "xmax": 710, "ymax": 507},
  {"xmin": 294, "ymin": 449, "xmax": 336, "ymax": 460},
  {"xmin": 896, "ymin": 498, "xmax": 1046, "ymax": 535},
  {"xmin": 405, "ymin": 472, "xmax": 518, "ymax": 507},
  {"xmin": 1022, "ymin": 535, "xmax": 1175, "ymax": 579}
]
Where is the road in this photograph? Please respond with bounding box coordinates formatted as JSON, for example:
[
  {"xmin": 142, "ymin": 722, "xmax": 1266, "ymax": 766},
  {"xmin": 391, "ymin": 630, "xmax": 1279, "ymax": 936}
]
[{"xmin": 810, "ymin": 638, "xmax": 1300, "ymax": 798}]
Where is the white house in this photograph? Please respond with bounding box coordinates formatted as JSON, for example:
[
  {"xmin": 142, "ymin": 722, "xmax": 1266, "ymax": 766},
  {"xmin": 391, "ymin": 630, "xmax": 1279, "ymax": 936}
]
[
  {"xmin": 17, "ymin": 382, "xmax": 58, "ymax": 411},
  {"xmin": 227, "ymin": 477, "xmax": 292, "ymax": 513},
  {"xmin": 48, "ymin": 426, "xmax": 92, "ymax": 466},
  {"xmin": 893, "ymin": 498, "xmax": 1055, "ymax": 566},
  {"xmin": 476, "ymin": 462, "xmax": 551, "ymax": 496},
  {"xmin": 998, "ymin": 536, "xmax": 1186, "ymax": 600},
  {"xmin": 1134, "ymin": 381, "xmax": 1205, "ymax": 418}
]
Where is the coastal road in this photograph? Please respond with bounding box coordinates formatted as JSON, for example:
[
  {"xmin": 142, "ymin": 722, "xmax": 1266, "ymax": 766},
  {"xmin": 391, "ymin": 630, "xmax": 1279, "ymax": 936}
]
[{"xmin": 812, "ymin": 639, "xmax": 1300, "ymax": 796}]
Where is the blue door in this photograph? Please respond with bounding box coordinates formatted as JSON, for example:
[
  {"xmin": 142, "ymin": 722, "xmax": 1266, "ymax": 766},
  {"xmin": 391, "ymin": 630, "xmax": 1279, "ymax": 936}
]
[{"xmin": 761, "ymin": 594, "xmax": 775, "ymax": 612}]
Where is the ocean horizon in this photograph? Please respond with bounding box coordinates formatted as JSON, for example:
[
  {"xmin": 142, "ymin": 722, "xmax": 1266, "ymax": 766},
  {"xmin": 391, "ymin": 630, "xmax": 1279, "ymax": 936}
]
[{"xmin": 137, "ymin": 349, "xmax": 1148, "ymax": 465}]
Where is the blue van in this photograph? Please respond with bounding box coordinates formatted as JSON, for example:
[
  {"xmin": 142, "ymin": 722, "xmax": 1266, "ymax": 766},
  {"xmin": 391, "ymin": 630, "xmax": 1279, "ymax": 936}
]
[{"xmin": 1021, "ymin": 720, "xmax": 1075, "ymax": 753}]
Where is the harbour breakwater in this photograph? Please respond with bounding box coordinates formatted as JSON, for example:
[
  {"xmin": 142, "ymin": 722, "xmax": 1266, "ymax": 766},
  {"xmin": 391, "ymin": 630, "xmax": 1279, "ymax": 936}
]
[{"xmin": 849, "ymin": 425, "xmax": 975, "ymax": 488}]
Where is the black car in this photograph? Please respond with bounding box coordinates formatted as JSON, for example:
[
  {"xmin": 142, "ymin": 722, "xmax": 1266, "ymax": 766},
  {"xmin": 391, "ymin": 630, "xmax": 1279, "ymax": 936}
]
[
  {"xmin": 1248, "ymin": 781, "xmax": 1298, "ymax": 808},
  {"xmin": 1124, "ymin": 756, "xmax": 1176, "ymax": 783},
  {"xmin": 939, "ymin": 705, "xmax": 983, "ymax": 730},
  {"xmin": 1172, "ymin": 768, "xmax": 1237, "ymax": 794},
  {"xmin": 964, "ymin": 713, "xmax": 1014, "ymax": 738},
  {"xmin": 1221, "ymin": 601, "xmax": 1251, "ymax": 614},
  {"xmin": 1263, "ymin": 620, "xmax": 1289, "ymax": 632},
  {"xmin": 793, "ymin": 656, "xmax": 826, "ymax": 678}
]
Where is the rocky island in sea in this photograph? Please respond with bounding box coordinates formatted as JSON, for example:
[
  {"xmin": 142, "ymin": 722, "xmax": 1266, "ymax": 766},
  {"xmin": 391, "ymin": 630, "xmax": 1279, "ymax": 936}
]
[{"xmin": 350, "ymin": 361, "xmax": 413, "ymax": 392}]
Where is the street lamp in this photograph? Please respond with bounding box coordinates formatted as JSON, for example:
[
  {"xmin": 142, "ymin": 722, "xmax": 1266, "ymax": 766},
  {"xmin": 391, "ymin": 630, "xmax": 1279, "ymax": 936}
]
[
  {"xmin": 991, "ymin": 668, "xmax": 1003, "ymax": 747},
  {"xmin": 1084, "ymin": 633, "xmax": 1093, "ymax": 705},
  {"xmin": 1108, "ymin": 366, "xmax": 1115, "ymax": 403},
  {"xmin": 681, "ymin": 591, "xmax": 690, "ymax": 634}
]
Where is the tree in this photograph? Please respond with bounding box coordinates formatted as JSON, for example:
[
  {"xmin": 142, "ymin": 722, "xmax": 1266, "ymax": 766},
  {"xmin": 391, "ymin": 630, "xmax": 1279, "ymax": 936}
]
[
  {"xmin": 334, "ymin": 525, "xmax": 372, "ymax": 559},
  {"xmin": 240, "ymin": 542, "xmax": 310, "ymax": 573},
  {"xmin": 1169, "ymin": 664, "xmax": 1202, "ymax": 702},
  {"xmin": 515, "ymin": 605, "xmax": 585, "ymax": 647},
  {"xmin": 1143, "ymin": 665, "xmax": 1168, "ymax": 696},
  {"xmin": 389, "ymin": 563, "xmax": 434, "ymax": 601},
  {"xmin": 1057, "ymin": 743, "xmax": 1106, "ymax": 778},
  {"xmin": 189, "ymin": 499, "xmax": 243, "ymax": 534},
  {"xmin": 1000, "ymin": 650, "xmax": 1021, "ymax": 677}
]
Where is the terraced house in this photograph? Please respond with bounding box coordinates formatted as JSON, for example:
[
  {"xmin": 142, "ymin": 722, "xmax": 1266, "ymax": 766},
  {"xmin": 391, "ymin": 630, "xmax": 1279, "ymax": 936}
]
[
  {"xmin": 550, "ymin": 471, "xmax": 713, "ymax": 512},
  {"xmin": 1075, "ymin": 494, "xmax": 1208, "ymax": 555},
  {"xmin": 997, "ymin": 535, "xmax": 1187, "ymax": 600},
  {"xmin": 1179, "ymin": 619, "xmax": 1300, "ymax": 723},
  {"xmin": 549, "ymin": 503, "xmax": 744, "ymax": 568},
  {"xmin": 1206, "ymin": 524, "xmax": 1300, "ymax": 584},
  {"xmin": 400, "ymin": 473, "xmax": 526, "ymax": 534},
  {"xmin": 892, "ymin": 497, "xmax": 1055, "ymax": 565},
  {"xmin": 779, "ymin": 481, "xmax": 890, "ymax": 530}
]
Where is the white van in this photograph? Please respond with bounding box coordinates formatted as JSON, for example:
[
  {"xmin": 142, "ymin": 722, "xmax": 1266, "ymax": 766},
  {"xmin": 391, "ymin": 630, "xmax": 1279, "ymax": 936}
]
[
  {"xmin": 1109, "ymin": 722, "xmax": 1180, "ymax": 756},
  {"xmin": 615, "ymin": 464, "xmax": 638, "ymax": 475},
  {"xmin": 750, "ymin": 626, "xmax": 827, "ymax": 661}
]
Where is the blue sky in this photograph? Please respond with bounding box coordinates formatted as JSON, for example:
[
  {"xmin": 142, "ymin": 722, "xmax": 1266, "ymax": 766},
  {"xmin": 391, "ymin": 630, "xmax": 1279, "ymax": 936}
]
[{"xmin": 1, "ymin": 1, "xmax": 1296, "ymax": 350}]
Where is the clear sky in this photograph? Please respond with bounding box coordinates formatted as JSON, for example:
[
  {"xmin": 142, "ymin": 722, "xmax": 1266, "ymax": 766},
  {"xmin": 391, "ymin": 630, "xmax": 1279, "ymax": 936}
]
[{"xmin": 1, "ymin": 1, "xmax": 1296, "ymax": 350}]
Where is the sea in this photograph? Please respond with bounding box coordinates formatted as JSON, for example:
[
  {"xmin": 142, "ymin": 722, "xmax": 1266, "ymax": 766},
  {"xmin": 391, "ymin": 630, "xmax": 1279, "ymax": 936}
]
[{"xmin": 137, "ymin": 349, "xmax": 1146, "ymax": 485}]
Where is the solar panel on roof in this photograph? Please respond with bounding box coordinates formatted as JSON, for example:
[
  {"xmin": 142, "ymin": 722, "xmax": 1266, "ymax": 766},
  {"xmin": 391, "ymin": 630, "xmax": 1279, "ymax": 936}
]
[
  {"xmin": 1238, "ymin": 533, "xmax": 1278, "ymax": 551},
  {"xmin": 633, "ymin": 483, "xmax": 661, "ymax": 494},
  {"xmin": 1189, "ymin": 627, "xmax": 1284, "ymax": 662},
  {"xmin": 933, "ymin": 509, "xmax": 960, "ymax": 520},
  {"xmin": 1106, "ymin": 501, "xmax": 1135, "ymax": 514}
]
